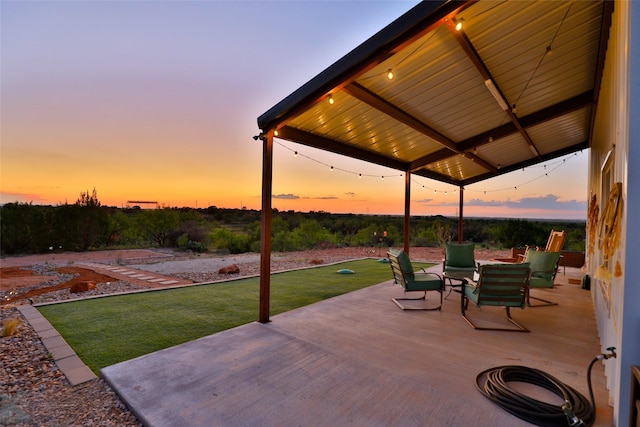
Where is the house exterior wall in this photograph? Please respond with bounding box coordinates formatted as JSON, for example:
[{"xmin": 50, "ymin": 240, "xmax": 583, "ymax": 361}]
[{"xmin": 588, "ymin": 1, "xmax": 639, "ymax": 425}]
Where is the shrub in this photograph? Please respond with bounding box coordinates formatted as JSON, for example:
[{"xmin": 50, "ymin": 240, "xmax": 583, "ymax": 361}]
[{"xmin": 2, "ymin": 318, "xmax": 21, "ymax": 337}]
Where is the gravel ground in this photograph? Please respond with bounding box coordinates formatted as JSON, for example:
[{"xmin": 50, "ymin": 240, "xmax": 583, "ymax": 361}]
[
  {"xmin": 0, "ymin": 246, "xmax": 509, "ymax": 426},
  {"xmin": 0, "ymin": 306, "xmax": 141, "ymax": 427}
]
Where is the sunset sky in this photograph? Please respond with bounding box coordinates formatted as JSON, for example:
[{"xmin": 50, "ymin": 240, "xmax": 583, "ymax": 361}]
[{"xmin": 1, "ymin": 1, "xmax": 588, "ymax": 220}]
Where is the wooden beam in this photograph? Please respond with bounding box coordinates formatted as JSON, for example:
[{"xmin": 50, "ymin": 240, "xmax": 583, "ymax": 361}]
[
  {"xmin": 259, "ymin": 130, "xmax": 274, "ymax": 323},
  {"xmin": 458, "ymin": 186, "xmax": 464, "ymax": 243},
  {"xmin": 404, "ymin": 169, "xmax": 411, "ymax": 254}
]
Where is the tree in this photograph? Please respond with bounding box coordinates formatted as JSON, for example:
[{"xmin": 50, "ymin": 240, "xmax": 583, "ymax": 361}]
[
  {"xmin": 136, "ymin": 208, "xmax": 181, "ymax": 247},
  {"xmin": 74, "ymin": 189, "xmax": 110, "ymax": 250}
]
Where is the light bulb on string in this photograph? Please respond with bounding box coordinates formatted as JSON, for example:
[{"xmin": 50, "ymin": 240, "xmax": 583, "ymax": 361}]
[
  {"xmin": 387, "ymin": 69, "xmax": 394, "ymax": 80},
  {"xmin": 294, "ymin": 151, "xmax": 298, "ymax": 158},
  {"xmin": 328, "ymin": 94, "xmax": 334, "ymax": 105}
]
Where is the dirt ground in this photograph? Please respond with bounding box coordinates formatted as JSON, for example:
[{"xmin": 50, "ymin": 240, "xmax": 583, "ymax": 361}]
[{"xmin": 0, "ymin": 246, "xmax": 511, "ymax": 305}]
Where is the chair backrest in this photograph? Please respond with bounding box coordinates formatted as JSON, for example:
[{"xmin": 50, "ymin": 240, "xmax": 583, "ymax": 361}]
[
  {"xmin": 475, "ymin": 263, "xmax": 530, "ymax": 308},
  {"xmin": 444, "ymin": 243, "xmax": 476, "ymax": 269},
  {"xmin": 524, "ymin": 250, "xmax": 561, "ymax": 283},
  {"xmin": 544, "ymin": 229, "xmax": 566, "ymax": 252},
  {"xmin": 388, "ymin": 250, "xmax": 414, "ymax": 287}
]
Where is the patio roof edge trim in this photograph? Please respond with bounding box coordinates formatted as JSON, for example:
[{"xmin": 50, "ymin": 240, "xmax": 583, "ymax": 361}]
[{"xmin": 256, "ymin": 0, "xmax": 463, "ymax": 131}]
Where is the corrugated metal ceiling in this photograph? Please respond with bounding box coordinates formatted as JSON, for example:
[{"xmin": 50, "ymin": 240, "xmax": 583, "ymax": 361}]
[{"xmin": 257, "ymin": 0, "xmax": 613, "ymax": 187}]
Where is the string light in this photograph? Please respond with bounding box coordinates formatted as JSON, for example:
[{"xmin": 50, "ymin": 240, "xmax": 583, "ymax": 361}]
[
  {"xmin": 387, "ymin": 68, "xmax": 394, "ymax": 80},
  {"xmin": 275, "ymin": 141, "xmax": 580, "ymax": 197},
  {"xmin": 328, "ymin": 94, "xmax": 334, "ymax": 105},
  {"xmin": 455, "ymin": 18, "xmax": 464, "ymax": 32},
  {"xmin": 275, "ymin": 141, "xmax": 402, "ymax": 180}
]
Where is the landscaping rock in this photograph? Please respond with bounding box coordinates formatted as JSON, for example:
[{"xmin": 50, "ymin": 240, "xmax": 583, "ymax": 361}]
[
  {"xmin": 218, "ymin": 264, "xmax": 240, "ymax": 274},
  {"xmin": 70, "ymin": 281, "xmax": 96, "ymax": 293}
]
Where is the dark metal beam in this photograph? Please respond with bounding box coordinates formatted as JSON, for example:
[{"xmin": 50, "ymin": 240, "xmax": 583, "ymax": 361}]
[
  {"xmin": 458, "ymin": 141, "xmax": 589, "ymax": 187},
  {"xmin": 276, "ymin": 126, "xmax": 408, "ymax": 171},
  {"xmin": 343, "ymin": 82, "xmax": 461, "ymax": 154},
  {"xmin": 446, "ymin": 19, "xmax": 542, "ymax": 159},
  {"xmin": 411, "ymin": 92, "xmax": 594, "ymax": 169}
]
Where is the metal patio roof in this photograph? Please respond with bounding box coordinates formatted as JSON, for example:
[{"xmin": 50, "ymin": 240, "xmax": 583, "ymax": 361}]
[{"xmin": 257, "ymin": 0, "xmax": 613, "ymax": 187}]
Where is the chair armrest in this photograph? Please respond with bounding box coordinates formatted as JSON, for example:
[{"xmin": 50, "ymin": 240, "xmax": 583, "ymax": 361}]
[{"xmin": 415, "ymin": 271, "xmax": 443, "ymax": 281}]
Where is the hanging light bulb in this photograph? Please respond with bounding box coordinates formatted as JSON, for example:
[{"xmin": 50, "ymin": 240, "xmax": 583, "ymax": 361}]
[
  {"xmin": 359, "ymin": 173, "xmax": 362, "ymax": 179},
  {"xmin": 455, "ymin": 18, "xmax": 464, "ymax": 32},
  {"xmin": 381, "ymin": 176, "xmax": 384, "ymax": 181},
  {"xmin": 294, "ymin": 151, "xmax": 298, "ymax": 158},
  {"xmin": 387, "ymin": 68, "xmax": 394, "ymax": 80},
  {"xmin": 330, "ymin": 166, "xmax": 334, "ymax": 172},
  {"xmin": 274, "ymin": 130, "xmax": 279, "ymax": 137},
  {"xmin": 328, "ymin": 94, "xmax": 334, "ymax": 105}
]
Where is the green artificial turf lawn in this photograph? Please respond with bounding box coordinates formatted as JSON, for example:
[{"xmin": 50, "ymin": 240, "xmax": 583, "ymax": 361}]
[{"xmin": 37, "ymin": 258, "xmax": 433, "ymax": 373}]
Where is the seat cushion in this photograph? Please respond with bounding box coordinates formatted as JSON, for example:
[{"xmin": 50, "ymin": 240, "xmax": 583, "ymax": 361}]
[
  {"xmin": 445, "ymin": 243, "xmax": 475, "ymax": 268},
  {"xmin": 407, "ymin": 274, "xmax": 443, "ymax": 292},
  {"xmin": 463, "ymin": 282, "xmax": 480, "ymax": 304}
]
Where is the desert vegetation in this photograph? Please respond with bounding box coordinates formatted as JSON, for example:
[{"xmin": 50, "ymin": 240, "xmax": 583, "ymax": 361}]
[{"xmin": 0, "ymin": 190, "xmax": 586, "ymax": 256}]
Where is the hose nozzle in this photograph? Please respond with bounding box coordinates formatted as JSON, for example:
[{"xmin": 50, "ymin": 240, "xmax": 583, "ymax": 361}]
[
  {"xmin": 597, "ymin": 346, "xmax": 617, "ymax": 360},
  {"xmin": 563, "ymin": 401, "xmax": 586, "ymax": 426}
]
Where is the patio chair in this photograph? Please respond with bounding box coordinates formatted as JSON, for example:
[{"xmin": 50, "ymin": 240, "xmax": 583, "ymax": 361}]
[
  {"xmin": 523, "ymin": 250, "xmax": 562, "ymax": 307},
  {"xmin": 387, "ymin": 249, "xmax": 444, "ymax": 310},
  {"xmin": 516, "ymin": 229, "xmax": 566, "ymax": 262},
  {"xmin": 443, "ymin": 242, "xmax": 478, "ymax": 276},
  {"xmin": 461, "ymin": 263, "xmax": 531, "ymax": 332},
  {"xmin": 544, "ymin": 229, "xmax": 566, "ymax": 252}
]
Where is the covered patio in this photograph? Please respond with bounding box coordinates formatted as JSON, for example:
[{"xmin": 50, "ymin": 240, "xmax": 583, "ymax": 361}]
[
  {"xmin": 254, "ymin": 0, "xmax": 612, "ymax": 323},
  {"xmin": 102, "ymin": 265, "xmax": 613, "ymax": 426}
]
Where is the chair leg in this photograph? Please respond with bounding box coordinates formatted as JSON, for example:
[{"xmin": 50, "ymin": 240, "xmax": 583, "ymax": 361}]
[
  {"xmin": 527, "ymin": 290, "xmax": 558, "ymax": 307},
  {"xmin": 461, "ymin": 297, "xmax": 529, "ymax": 332},
  {"xmin": 392, "ymin": 290, "xmax": 442, "ymax": 310}
]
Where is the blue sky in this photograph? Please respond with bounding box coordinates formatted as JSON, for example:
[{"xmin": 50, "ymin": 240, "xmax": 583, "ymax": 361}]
[{"xmin": 1, "ymin": 1, "xmax": 587, "ymax": 219}]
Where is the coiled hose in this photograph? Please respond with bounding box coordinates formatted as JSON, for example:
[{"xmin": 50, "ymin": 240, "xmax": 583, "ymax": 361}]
[{"xmin": 475, "ymin": 357, "xmax": 604, "ymax": 427}]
